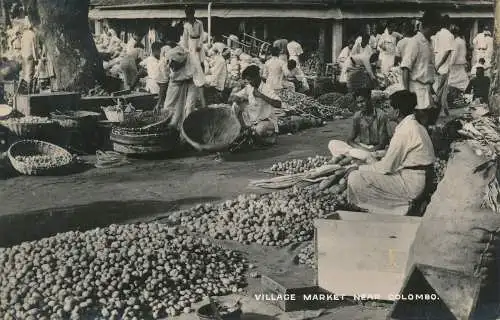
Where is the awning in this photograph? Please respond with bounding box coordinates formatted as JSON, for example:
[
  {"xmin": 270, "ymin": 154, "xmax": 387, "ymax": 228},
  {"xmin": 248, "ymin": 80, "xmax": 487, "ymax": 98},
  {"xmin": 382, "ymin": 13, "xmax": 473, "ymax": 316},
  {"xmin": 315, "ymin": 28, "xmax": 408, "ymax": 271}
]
[
  {"xmin": 89, "ymin": 7, "xmax": 493, "ymax": 20},
  {"xmin": 89, "ymin": 8, "xmax": 343, "ymax": 20}
]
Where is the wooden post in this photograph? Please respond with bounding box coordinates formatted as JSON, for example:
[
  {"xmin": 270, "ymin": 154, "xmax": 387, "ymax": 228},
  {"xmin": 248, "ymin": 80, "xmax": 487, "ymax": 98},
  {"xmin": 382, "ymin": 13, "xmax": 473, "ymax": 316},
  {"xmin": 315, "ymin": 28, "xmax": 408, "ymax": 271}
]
[
  {"xmin": 263, "ymin": 23, "xmax": 268, "ymax": 40},
  {"xmin": 208, "ymin": 2, "xmax": 212, "ymax": 45},
  {"xmin": 318, "ymin": 22, "xmax": 326, "ymax": 64},
  {"xmin": 331, "ymin": 20, "xmax": 343, "ymax": 64},
  {"xmin": 489, "ymin": 0, "xmax": 500, "ymax": 114}
]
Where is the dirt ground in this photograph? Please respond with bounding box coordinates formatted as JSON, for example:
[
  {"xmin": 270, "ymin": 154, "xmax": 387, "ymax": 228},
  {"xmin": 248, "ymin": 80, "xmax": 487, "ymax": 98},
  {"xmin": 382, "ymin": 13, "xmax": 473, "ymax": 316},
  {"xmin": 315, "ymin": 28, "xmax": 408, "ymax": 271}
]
[{"xmin": 0, "ymin": 110, "xmax": 464, "ymax": 320}]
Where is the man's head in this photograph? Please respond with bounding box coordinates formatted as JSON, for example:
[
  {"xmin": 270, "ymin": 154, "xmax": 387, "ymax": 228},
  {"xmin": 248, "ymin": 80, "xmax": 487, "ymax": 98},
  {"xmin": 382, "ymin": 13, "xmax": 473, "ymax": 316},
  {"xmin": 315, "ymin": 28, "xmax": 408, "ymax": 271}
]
[
  {"xmin": 241, "ymin": 65, "xmax": 262, "ymax": 88},
  {"xmin": 390, "ymin": 90, "xmax": 417, "ymax": 118},
  {"xmin": 441, "ymin": 15, "xmax": 451, "ymax": 29},
  {"xmin": 387, "ymin": 23, "xmax": 394, "ymax": 34},
  {"xmin": 151, "ymin": 42, "xmax": 162, "ymax": 59},
  {"xmin": 450, "ymin": 24, "xmax": 460, "ymax": 37},
  {"xmin": 270, "ymin": 46, "xmax": 280, "ymax": 57},
  {"xmin": 401, "ymin": 22, "xmax": 412, "ymax": 37},
  {"xmin": 287, "ymin": 59, "xmax": 297, "ymax": 71},
  {"xmin": 476, "ymin": 66, "xmax": 485, "ymax": 77},
  {"xmin": 185, "ymin": 5, "xmax": 195, "ymax": 21},
  {"xmin": 348, "ymin": 38, "xmax": 355, "ymax": 50},
  {"xmin": 222, "ymin": 48, "xmax": 231, "ymax": 60},
  {"xmin": 421, "ymin": 10, "xmax": 442, "ymax": 37},
  {"xmin": 355, "ymin": 89, "xmax": 373, "ymax": 112},
  {"xmin": 361, "ymin": 33, "xmax": 370, "ymax": 47},
  {"xmin": 479, "ymin": 58, "xmax": 486, "ymax": 65}
]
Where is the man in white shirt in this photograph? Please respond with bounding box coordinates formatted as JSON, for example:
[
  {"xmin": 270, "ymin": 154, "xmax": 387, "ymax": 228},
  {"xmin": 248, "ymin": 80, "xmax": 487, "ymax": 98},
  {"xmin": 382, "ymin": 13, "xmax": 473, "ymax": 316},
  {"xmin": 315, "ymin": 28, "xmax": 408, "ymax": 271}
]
[
  {"xmin": 126, "ymin": 32, "xmax": 140, "ymax": 54},
  {"xmin": 262, "ymin": 46, "xmax": 288, "ymax": 91},
  {"xmin": 287, "ymin": 40, "xmax": 303, "ymax": 69},
  {"xmin": 401, "ymin": 10, "xmax": 441, "ymax": 125},
  {"xmin": 472, "ymin": 26, "xmax": 492, "ymax": 66},
  {"xmin": 20, "ymin": 20, "xmax": 37, "ymax": 93},
  {"xmin": 433, "ymin": 15, "xmax": 454, "ymax": 116},
  {"xmin": 378, "ymin": 23, "xmax": 397, "ymax": 74},
  {"xmin": 448, "ymin": 26, "xmax": 469, "ymax": 92},
  {"xmin": 229, "ymin": 65, "xmax": 282, "ymax": 145},
  {"xmin": 395, "ymin": 23, "xmax": 413, "ymax": 65},
  {"xmin": 139, "ymin": 42, "xmax": 162, "ymax": 94}
]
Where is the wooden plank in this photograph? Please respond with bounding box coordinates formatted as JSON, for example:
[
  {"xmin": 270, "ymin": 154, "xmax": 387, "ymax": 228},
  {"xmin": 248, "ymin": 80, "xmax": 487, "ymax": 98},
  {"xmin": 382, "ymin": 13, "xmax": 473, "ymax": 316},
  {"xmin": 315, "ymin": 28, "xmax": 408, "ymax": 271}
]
[{"xmin": 316, "ymin": 218, "xmax": 420, "ymax": 301}]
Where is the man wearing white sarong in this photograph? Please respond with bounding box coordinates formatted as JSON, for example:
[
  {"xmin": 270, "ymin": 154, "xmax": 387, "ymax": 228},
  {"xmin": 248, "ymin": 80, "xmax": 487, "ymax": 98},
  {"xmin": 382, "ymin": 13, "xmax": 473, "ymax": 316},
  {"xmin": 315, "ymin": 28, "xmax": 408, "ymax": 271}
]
[
  {"xmin": 337, "ymin": 38, "xmax": 355, "ymax": 92},
  {"xmin": 472, "ymin": 26, "xmax": 492, "ymax": 66},
  {"xmin": 378, "ymin": 24, "xmax": 397, "ymax": 74},
  {"xmin": 262, "ymin": 47, "xmax": 288, "ymax": 91},
  {"xmin": 346, "ymin": 90, "xmax": 435, "ymax": 215},
  {"xmin": 433, "ymin": 15, "xmax": 454, "ymax": 117},
  {"xmin": 164, "ymin": 46, "xmax": 199, "ymax": 129},
  {"xmin": 448, "ymin": 26, "xmax": 469, "ymax": 92},
  {"xmin": 401, "ymin": 10, "xmax": 440, "ymax": 125}
]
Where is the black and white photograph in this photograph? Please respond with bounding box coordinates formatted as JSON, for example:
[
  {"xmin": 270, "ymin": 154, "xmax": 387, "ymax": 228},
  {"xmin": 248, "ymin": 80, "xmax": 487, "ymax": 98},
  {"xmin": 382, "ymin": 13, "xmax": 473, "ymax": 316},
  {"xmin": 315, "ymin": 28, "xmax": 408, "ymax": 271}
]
[{"xmin": 0, "ymin": 0, "xmax": 499, "ymax": 319}]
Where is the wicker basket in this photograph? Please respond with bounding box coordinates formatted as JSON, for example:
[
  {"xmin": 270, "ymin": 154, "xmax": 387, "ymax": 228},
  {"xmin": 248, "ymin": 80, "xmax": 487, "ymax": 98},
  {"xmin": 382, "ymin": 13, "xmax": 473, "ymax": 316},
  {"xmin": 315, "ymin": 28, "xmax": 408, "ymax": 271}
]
[
  {"xmin": 181, "ymin": 106, "xmax": 242, "ymax": 152},
  {"xmin": 197, "ymin": 304, "xmax": 242, "ymax": 320},
  {"xmin": 112, "ymin": 142, "xmax": 173, "ymax": 155},
  {"xmin": 110, "ymin": 129, "xmax": 178, "ymax": 147},
  {"xmin": 8, "ymin": 140, "xmax": 73, "ymax": 176}
]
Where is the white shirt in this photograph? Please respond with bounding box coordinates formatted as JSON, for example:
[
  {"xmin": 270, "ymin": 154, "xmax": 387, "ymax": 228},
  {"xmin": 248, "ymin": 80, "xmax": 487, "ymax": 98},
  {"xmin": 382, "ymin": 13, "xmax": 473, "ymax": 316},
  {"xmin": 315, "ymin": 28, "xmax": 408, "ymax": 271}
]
[
  {"xmin": 210, "ymin": 55, "xmax": 227, "ymax": 91},
  {"xmin": 451, "ymin": 37, "xmax": 467, "ymax": 66},
  {"xmin": 401, "ymin": 32, "xmax": 435, "ymax": 85},
  {"xmin": 378, "ymin": 31, "xmax": 397, "ymax": 56},
  {"xmin": 139, "ymin": 56, "xmax": 160, "ymax": 93},
  {"xmin": 21, "ymin": 29, "xmax": 36, "ymax": 59},
  {"xmin": 396, "ymin": 37, "xmax": 411, "ymax": 58},
  {"xmin": 263, "ymin": 57, "xmax": 287, "ymax": 91},
  {"xmin": 234, "ymin": 82, "xmax": 280, "ymax": 132},
  {"xmin": 287, "ymin": 41, "xmax": 303, "ymax": 57},
  {"xmin": 433, "ymin": 28, "xmax": 455, "ymax": 75},
  {"xmin": 337, "ymin": 46, "xmax": 351, "ymax": 66},
  {"xmin": 359, "ymin": 114, "xmax": 435, "ymax": 174},
  {"xmin": 473, "ymin": 32, "xmax": 488, "ymax": 50},
  {"xmin": 126, "ymin": 38, "xmax": 137, "ymax": 53}
]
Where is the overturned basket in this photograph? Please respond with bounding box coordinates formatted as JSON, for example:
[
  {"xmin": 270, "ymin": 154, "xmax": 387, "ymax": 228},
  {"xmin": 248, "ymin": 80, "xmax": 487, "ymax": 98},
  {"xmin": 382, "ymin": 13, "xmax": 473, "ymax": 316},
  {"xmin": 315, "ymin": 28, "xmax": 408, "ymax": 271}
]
[
  {"xmin": 181, "ymin": 105, "xmax": 242, "ymax": 152},
  {"xmin": 8, "ymin": 140, "xmax": 74, "ymax": 176}
]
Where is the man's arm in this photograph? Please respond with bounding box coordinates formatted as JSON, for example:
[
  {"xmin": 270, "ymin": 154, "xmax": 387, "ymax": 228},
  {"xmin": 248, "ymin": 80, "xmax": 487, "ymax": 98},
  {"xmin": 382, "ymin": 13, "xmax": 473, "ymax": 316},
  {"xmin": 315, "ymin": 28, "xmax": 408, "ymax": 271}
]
[
  {"xmin": 254, "ymin": 89, "xmax": 282, "ymax": 108},
  {"xmin": 346, "ymin": 115, "xmax": 360, "ymax": 146},
  {"xmin": 436, "ymin": 50, "xmax": 452, "ymax": 72},
  {"xmin": 374, "ymin": 114, "xmax": 389, "ymax": 151},
  {"xmin": 400, "ymin": 40, "xmax": 418, "ymax": 90}
]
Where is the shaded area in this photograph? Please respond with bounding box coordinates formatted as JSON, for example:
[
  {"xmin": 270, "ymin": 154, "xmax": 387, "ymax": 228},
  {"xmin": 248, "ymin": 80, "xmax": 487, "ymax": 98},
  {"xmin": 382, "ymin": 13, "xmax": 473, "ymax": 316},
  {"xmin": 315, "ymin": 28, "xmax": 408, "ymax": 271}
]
[{"xmin": 0, "ymin": 197, "xmax": 218, "ymax": 247}]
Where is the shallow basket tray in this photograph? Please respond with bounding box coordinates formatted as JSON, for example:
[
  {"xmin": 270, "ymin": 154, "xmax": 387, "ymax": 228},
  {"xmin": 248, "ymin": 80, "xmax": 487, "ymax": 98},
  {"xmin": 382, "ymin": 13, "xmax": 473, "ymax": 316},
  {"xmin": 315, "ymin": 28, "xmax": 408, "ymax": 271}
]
[
  {"xmin": 196, "ymin": 304, "xmax": 242, "ymax": 320},
  {"xmin": 8, "ymin": 140, "xmax": 74, "ymax": 176},
  {"xmin": 181, "ymin": 106, "xmax": 241, "ymax": 152}
]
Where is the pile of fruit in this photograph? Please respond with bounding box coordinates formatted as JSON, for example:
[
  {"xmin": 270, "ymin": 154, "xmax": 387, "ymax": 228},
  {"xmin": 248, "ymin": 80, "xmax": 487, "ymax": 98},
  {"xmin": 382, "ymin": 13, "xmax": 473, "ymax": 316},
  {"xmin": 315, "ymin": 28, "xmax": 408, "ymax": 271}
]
[
  {"xmin": 302, "ymin": 52, "xmax": 323, "ymax": 76},
  {"xmin": 317, "ymin": 92, "xmax": 357, "ymax": 113},
  {"xmin": 14, "ymin": 153, "xmax": 71, "ymax": 169},
  {"xmin": 278, "ymin": 89, "xmax": 352, "ymax": 120},
  {"xmin": 277, "ymin": 115, "xmax": 324, "ymax": 135},
  {"xmin": 296, "ymin": 242, "xmax": 315, "ymax": 268},
  {"xmin": 0, "ymin": 224, "xmax": 247, "ymax": 319},
  {"xmin": 170, "ymin": 185, "xmax": 339, "ymax": 247},
  {"xmin": 268, "ymin": 155, "xmax": 331, "ymax": 175}
]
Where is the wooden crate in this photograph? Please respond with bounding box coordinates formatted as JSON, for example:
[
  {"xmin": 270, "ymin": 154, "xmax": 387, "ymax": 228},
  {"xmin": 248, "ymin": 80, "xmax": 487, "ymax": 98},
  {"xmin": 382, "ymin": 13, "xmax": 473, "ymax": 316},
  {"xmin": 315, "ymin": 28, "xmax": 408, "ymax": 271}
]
[
  {"xmin": 15, "ymin": 92, "xmax": 80, "ymax": 116},
  {"xmin": 314, "ymin": 211, "xmax": 422, "ymax": 301}
]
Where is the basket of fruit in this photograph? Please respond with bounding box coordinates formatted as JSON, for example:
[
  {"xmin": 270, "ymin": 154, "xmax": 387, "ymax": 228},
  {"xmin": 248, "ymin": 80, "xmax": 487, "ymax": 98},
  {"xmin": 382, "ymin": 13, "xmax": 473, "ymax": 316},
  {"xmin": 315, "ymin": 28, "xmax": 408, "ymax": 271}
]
[
  {"xmin": 181, "ymin": 105, "xmax": 241, "ymax": 152},
  {"xmin": 197, "ymin": 299, "xmax": 242, "ymax": 320},
  {"xmin": 8, "ymin": 140, "xmax": 74, "ymax": 176},
  {"xmin": 0, "ymin": 116, "xmax": 59, "ymax": 138}
]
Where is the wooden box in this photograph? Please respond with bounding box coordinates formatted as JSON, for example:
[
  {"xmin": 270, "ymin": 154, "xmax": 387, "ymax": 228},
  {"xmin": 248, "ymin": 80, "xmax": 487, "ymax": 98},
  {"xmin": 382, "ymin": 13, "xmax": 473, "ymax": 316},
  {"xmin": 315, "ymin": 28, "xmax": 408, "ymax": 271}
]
[
  {"xmin": 15, "ymin": 92, "xmax": 80, "ymax": 116},
  {"xmin": 314, "ymin": 211, "xmax": 422, "ymax": 301},
  {"xmin": 260, "ymin": 271, "xmax": 333, "ymax": 312}
]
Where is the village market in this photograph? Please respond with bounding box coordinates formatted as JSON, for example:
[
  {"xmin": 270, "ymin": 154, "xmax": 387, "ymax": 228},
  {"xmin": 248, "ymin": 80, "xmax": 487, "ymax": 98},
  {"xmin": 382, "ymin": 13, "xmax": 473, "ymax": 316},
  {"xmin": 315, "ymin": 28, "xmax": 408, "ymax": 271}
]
[{"xmin": 0, "ymin": 0, "xmax": 500, "ymax": 319}]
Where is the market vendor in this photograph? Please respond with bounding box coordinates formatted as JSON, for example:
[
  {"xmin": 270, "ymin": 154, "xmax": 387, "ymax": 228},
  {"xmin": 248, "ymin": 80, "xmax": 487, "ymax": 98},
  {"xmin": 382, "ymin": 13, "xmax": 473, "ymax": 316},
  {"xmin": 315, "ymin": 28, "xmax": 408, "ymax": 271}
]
[
  {"xmin": 283, "ymin": 59, "xmax": 309, "ymax": 93},
  {"xmin": 139, "ymin": 42, "xmax": 162, "ymax": 94},
  {"xmin": 273, "ymin": 38, "xmax": 289, "ymax": 63},
  {"xmin": 346, "ymin": 90, "xmax": 436, "ymax": 215},
  {"xmin": 164, "ymin": 46, "xmax": 199, "ymax": 129},
  {"xmin": 262, "ymin": 47, "xmax": 288, "ymax": 92},
  {"xmin": 328, "ymin": 88, "xmax": 389, "ymax": 162},
  {"xmin": 229, "ymin": 65, "xmax": 282, "ymax": 145},
  {"xmin": 119, "ymin": 46, "xmax": 145, "ymax": 90}
]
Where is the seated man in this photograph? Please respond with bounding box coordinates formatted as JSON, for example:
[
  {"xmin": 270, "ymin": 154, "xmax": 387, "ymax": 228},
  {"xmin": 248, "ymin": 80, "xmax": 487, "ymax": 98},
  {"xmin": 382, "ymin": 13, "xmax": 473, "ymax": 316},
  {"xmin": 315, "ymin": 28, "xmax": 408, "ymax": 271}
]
[
  {"xmin": 328, "ymin": 89, "xmax": 389, "ymax": 161},
  {"xmin": 229, "ymin": 65, "xmax": 282, "ymax": 145},
  {"xmin": 346, "ymin": 90, "xmax": 436, "ymax": 215},
  {"xmin": 283, "ymin": 59, "xmax": 310, "ymax": 93},
  {"xmin": 466, "ymin": 65, "xmax": 490, "ymax": 104}
]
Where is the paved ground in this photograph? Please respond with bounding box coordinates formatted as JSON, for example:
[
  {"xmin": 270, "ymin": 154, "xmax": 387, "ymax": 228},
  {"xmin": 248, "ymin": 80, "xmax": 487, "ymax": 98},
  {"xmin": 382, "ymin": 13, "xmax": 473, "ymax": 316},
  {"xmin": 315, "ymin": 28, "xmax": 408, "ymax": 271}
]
[{"xmin": 0, "ymin": 110, "xmax": 464, "ymax": 320}]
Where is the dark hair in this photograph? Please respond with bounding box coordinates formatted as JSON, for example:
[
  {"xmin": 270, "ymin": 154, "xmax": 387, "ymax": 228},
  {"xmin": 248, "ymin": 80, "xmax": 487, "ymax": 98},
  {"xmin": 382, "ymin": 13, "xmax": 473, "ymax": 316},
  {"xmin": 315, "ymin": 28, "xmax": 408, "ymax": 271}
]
[
  {"xmin": 355, "ymin": 88, "xmax": 372, "ymax": 99},
  {"xmin": 287, "ymin": 59, "xmax": 297, "ymax": 70},
  {"xmin": 479, "ymin": 58, "xmax": 486, "ymax": 64},
  {"xmin": 441, "ymin": 15, "xmax": 451, "ymax": 28},
  {"xmin": 421, "ymin": 10, "xmax": 441, "ymax": 29},
  {"xmin": 390, "ymin": 90, "xmax": 417, "ymax": 116},
  {"xmin": 369, "ymin": 53, "xmax": 379, "ymax": 64},
  {"xmin": 270, "ymin": 46, "xmax": 280, "ymax": 57},
  {"xmin": 241, "ymin": 65, "xmax": 261, "ymax": 80},
  {"xmin": 151, "ymin": 42, "xmax": 162, "ymax": 52},
  {"xmin": 185, "ymin": 5, "xmax": 195, "ymax": 16}
]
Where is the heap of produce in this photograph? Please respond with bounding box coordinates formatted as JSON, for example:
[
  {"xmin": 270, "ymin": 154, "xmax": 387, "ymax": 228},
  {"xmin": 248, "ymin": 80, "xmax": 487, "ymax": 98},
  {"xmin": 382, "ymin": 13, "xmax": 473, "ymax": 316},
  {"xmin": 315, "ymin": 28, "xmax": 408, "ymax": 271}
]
[
  {"xmin": 302, "ymin": 51, "xmax": 322, "ymax": 76},
  {"xmin": 268, "ymin": 155, "xmax": 331, "ymax": 175},
  {"xmin": 170, "ymin": 185, "xmax": 339, "ymax": 247},
  {"xmin": 2, "ymin": 116, "xmax": 54, "ymax": 125},
  {"xmin": 14, "ymin": 153, "xmax": 72, "ymax": 169},
  {"xmin": 277, "ymin": 115, "xmax": 323, "ymax": 134},
  {"xmin": 82, "ymin": 85, "xmax": 111, "ymax": 97},
  {"xmin": 317, "ymin": 92, "xmax": 357, "ymax": 112},
  {"xmin": 0, "ymin": 224, "xmax": 247, "ymax": 319},
  {"xmin": 113, "ymin": 111, "xmax": 171, "ymax": 134},
  {"xmin": 296, "ymin": 242, "xmax": 315, "ymax": 268},
  {"xmin": 278, "ymin": 89, "xmax": 352, "ymax": 120}
]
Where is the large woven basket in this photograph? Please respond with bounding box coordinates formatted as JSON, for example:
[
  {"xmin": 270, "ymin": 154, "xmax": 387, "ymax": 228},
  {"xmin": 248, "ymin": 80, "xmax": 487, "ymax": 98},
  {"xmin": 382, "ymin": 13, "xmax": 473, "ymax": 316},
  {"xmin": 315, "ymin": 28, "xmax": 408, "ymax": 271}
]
[
  {"xmin": 8, "ymin": 140, "xmax": 73, "ymax": 176},
  {"xmin": 181, "ymin": 106, "xmax": 242, "ymax": 152},
  {"xmin": 110, "ymin": 129, "xmax": 178, "ymax": 147}
]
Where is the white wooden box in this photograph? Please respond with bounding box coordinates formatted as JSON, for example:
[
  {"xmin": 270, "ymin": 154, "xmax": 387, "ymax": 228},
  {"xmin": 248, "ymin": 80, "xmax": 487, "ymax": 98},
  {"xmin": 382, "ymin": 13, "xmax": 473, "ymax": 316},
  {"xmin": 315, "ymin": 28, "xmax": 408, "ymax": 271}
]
[{"xmin": 314, "ymin": 211, "xmax": 422, "ymax": 301}]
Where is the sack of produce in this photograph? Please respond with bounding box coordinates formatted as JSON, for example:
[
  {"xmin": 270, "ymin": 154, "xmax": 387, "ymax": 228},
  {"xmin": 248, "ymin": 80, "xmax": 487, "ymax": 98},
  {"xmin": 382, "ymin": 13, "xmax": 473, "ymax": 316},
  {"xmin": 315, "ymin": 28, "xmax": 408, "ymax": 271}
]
[
  {"xmin": 181, "ymin": 105, "xmax": 241, "ymax": 152},
  {"xmin": 398, "ymin": 141, "xmax": 500, "ymax": 320}
]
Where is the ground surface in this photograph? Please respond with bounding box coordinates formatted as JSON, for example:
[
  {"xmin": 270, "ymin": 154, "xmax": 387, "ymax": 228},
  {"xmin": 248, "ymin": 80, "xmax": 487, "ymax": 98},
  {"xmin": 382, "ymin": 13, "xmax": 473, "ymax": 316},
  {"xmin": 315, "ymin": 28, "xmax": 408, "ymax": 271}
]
[{"xmin": 0, "ymin": 110, "xmax": 463, "ymax": 320}]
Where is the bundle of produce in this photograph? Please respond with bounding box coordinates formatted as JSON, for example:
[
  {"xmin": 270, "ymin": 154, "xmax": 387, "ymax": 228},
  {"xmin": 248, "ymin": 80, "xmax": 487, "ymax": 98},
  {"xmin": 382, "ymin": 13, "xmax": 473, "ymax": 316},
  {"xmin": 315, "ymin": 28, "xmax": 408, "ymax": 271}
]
[
  {"xmin": 0, "ymin": 225, "xmax": 247, "ymax": 319},
  {"xmin": 302, "ymin": 51, "xmax": 322, "ymax": 76},
  {"xmin": 267, "ymin": 155, "xmax": 331, "ymax": 175},
  {"xmin": 296, "ymin": 242, "xmax": 315, "ymax": 268},
  {"xmin": 169, "ymin": 184, "xmax": 339, "ymax": 246},
  {"xmin": 0, "ymin": 116, "xmax": 58, "ymax": 138},
  {"xmin": 113, "ymin": 111, "xmax": 172, "ymax": 134},
  {"xmin": 82, "ymin": 85, "xmax": 111, "ymax": 97},
  {"xmin": 249, "ymin": 163, "xmax": 342, "ymax": 189},
  {"xmin": 8, "ymin": 140, "xmax": 74, "ymax": 176},
  {"xmin": 278, "ymin": 89, "xmax": 351, "ymax": 120},
  {"xmin": 181, "ymin": 105, "xmax": 241, "ymax": 152},
  {"xmin": 277, "ymin": 115, "xmax": 324, "ymax": 134}
]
